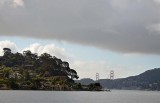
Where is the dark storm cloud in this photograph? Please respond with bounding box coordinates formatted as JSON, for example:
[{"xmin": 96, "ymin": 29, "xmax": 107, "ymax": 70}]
[{"xmin": 0, "ymin": 0, "xmax": 160, "ymax": 54}]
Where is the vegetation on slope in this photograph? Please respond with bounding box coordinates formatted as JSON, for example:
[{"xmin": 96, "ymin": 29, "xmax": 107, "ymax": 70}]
[{"xmin": 0, "ymin": 48, "xmax": 79, "ymax": 90}]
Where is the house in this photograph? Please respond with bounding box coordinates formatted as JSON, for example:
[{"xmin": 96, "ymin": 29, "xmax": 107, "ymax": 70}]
[
  {"xmin": 52, "ymin": 76, "xmax": 68, "ymax": 81},
  {"xmin": 11, "ymin": 67, "xmax": 21, "ymax": 73},
  {"xmin": 24, "ymin": 64, "xmax": 34, "ymax": 70}
]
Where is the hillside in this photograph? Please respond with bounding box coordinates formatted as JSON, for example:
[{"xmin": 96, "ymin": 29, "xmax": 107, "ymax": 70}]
[
  {"xmin": 77, "ymin": 68, "xmax": 160, "ymax": 90},
  {"xmin": 0, "ymin": 48, "xmax": 79, "ymax": 90},
  {"xmin": 75, "ymin": 78, "xmax": 94, "ymax": 85},
  {"xmin": 98, "ymin": 68, "xmax": 160, "ymax": 90}
]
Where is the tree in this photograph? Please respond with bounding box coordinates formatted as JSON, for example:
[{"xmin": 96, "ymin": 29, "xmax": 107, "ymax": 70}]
[
  {"xmin": 70, "ymin": 69, "xmax": 79, "ymax": 80},
  {"xmin": 61, "ymin": 61, "xmax": 71, "ymax": 76},
  {"xmin": 61, "ymin": 61, "xmax": 69, "ymax": 68},
  {"xmin": 23, "ymin": 50, "xmax": 32, "ymax": 57},
  {"xmin": 23, "ymin": 70, "xmax": 30, "ymax": 81},
  {"xmin": 3, "ymin": 67, "xmax": 11, "ymax": 78},
  {"xmin": 54, "ymin": 58, "xmax": 62, "ymax": 65},
  {"xmin": 3, "ymin": 48, "xmax": 11, "ymax": 55},
  {"xmin": 31, "ymin": 77, "xmax": 43, "ymax": 89},
  {"xmin": 2, "ymin": 48, "xmax": 13, "ymax": 67},
  {"xmin": 13, "ymin": 52, "xmax": 24, "ymax": 66},
  {"xmin": 39, "ymin": 53, "xmax": 52, "ymax": 61},
  {"xmin": 88, "ymin": 83, "xmax": 102, "ymax": 91}
]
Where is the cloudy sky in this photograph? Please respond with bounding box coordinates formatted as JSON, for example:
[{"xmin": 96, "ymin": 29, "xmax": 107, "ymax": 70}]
[{"xmin": 0, "ymin": 0, "xmax": 160, "ymax": 79}]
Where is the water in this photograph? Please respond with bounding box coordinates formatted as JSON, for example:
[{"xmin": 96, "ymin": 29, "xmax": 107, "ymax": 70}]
[{"xmin": 0, "ymin": 90, "xmax": 160, "ymax": 103}]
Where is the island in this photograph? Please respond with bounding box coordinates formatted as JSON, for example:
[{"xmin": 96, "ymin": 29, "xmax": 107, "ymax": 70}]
[{"xmin": 0, "ymin": 48, "xmax": 102, "ymax": 91}]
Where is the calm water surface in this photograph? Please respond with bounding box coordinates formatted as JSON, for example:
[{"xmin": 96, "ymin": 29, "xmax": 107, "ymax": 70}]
[{"xmin": 0, "ymin": 90, "xmax": 159, "ymax": 103}]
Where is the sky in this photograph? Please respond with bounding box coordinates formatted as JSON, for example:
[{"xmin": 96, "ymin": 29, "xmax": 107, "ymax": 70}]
[{"xmin": 0, "ymin": 0, "xmax": 160, "ymax": 80}]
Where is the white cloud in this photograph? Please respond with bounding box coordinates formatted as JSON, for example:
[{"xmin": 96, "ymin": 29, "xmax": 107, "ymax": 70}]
[
  {"xmin": 13, "ymin": 0, "xmax": 24, "ymax": 7},
  {"xmin": 0, "ymin": 0, "xmax": 24, "ymax": 8},
  {"xmin": 0, "ymin": 40, "xmax": 18, "ymax": 56},
  {"xmin": 23, "ymin": 43, "xmax": 69, "ymax": 60}
]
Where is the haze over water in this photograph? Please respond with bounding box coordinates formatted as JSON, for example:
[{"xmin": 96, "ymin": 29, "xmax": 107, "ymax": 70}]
[{"xmin": 0, "ymin": 90, "xmax": 159, "ymax": 103}]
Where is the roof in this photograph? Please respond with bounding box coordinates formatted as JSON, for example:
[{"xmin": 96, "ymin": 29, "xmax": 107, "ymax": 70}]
[{"xmin": 24, "ymin": 65, "xmax": 33, "ymax": 67}]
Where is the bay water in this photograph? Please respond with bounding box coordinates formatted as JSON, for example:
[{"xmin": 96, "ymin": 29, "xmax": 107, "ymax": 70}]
[{"xmin": 0, "ymin": 90, "xmax": 159, "ymax": 103}]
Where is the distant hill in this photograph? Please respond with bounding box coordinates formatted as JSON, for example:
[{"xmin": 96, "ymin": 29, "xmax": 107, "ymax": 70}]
[
  {"xmin": 138, "ymin": 68, "xmax": 160, "ymax": 81},
  {"xmin": 98, "ymin": 68, "xmax": 160, "ymax": 90},
  {"xmin": 77, "ymin": 68, "xmax": 160, "ymax": 90},
  {"xmin": 75, "ymin": 78, "xmax": 94, "ymax": 85}
]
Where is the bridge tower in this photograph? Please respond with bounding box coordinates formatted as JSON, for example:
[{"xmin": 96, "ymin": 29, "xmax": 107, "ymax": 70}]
[
  {"xmin": 110, "ymin": 70, "xmax": 114, "ymax": 80},
  {"xmin": 96, "ymin": 73, "xmax": 99, "ymax": 81}
]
